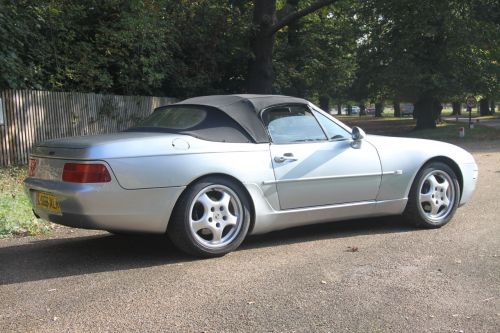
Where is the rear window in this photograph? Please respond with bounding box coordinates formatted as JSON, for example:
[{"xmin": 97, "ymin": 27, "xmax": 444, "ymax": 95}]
[
  {"xmin": 137, "ymin": 106, "xmax": 207, "ymax": 129},
  {"xmin": 128, "ymin": 105, "xmax": 253, "ymax": 143}
]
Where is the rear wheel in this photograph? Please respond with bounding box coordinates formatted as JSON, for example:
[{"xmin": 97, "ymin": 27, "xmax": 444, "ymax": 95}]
[
  {"xmin": 167, "ymin": 176, "xmax": 251, "ymax": 257},
  {"xmin": 404, "ymin": 162, "xmax": 460, "ymax": 228}
]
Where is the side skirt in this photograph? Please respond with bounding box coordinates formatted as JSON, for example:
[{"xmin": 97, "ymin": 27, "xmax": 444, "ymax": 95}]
[{"xmin": 249, "ymin": 196, "xmax": 408, "ymax": 235}]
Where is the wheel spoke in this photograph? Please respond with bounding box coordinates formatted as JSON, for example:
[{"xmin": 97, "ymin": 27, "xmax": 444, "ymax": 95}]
[
  {"xmin": 427, "ymin": 174, "xmax": 439, "ymax": 188},
  {"xmin": 430, "ymin": 200, "xmax": 441, "ymax": 216},
  {"xmin": 420, "ymin": 193, "xmax": 433, "ymax": 204},
  {"xmin": 212, "ymin": 227, "xmax": 223, "ymax": 242},
  {"xmin": 197, "ymin": 193, "xmax": 216, "ymax": 211},
  {"xmin": 220, "ymin": 213, "xmax": 237, "ymax": 230},
  {"xmin": 216, "ymin": 192, "xmax": 231, "ymax": 210},
  {"xmin": 441, "ymin": 178, "xmax": 450, "ymax": 192},
  {"xmin": 191, "ymin": 218, "xmax": 210, "ymax": 232}
]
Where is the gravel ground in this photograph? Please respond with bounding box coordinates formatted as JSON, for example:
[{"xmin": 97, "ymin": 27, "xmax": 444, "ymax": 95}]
[{"xmin": 0, "ymin": 140, "xmax": 499, "ymax": 333}]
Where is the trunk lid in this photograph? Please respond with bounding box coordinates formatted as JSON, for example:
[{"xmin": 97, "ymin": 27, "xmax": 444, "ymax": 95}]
[{"xmin": 31, "ymin": 132, "xmax": 189, "ymax": 159}]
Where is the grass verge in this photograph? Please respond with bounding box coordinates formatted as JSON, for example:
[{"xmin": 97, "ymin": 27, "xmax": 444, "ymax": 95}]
[
  {"xmin": 401, "ymin": 122, "xmax": 500, "ymax": 141},
  {"xmin": 0, "ymin": 166, "xmax": 53, "ymax": 237},
  {"xmin": 342, "ymin": 117, "xmax": 500, "ymax": 141}
]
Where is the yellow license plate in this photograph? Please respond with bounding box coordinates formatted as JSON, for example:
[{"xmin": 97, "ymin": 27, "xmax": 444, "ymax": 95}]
[{"xmin": 35, "ymin": 192, "xmax": 61, "ymax": 215}]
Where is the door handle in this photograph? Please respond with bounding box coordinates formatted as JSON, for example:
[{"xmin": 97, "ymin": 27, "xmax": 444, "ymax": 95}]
[{"xmin": 274, "ymin": 153, "xmax": 298, "ymax": 163}]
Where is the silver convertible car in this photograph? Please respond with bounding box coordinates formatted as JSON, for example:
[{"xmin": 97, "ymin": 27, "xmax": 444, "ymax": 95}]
[{"xmin": 25, "ymin": 95, "xmax": 478, "ymax": 257}]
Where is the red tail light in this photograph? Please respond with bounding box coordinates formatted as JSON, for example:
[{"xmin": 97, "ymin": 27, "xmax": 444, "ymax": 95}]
[
  {"xmin": 62, "ymin": 163, "xmax": 112, "ymax": 183},
  {"xmin": 28, "ymin": 159, "xmax": 37, "ymax": 177}
]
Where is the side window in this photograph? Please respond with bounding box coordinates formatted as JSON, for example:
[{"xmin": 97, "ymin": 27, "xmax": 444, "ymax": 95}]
[
  {"xmin": 262, "ymin": 105, "xmax": 327, "ymax": 144},
  {"xmin": 311, "ymin": 109, "xmax": 350, "ymax": 140}
]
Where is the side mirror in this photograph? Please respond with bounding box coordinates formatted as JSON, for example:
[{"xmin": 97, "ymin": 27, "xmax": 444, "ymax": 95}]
[{"xmin": 351, "ymin": 126, "xmax": 366, "ymax": 141}]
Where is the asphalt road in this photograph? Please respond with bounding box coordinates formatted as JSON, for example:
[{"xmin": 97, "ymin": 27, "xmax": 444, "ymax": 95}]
[{"xmin": 1, "ymin": 140, "xmax": 499, "ymax": 333}]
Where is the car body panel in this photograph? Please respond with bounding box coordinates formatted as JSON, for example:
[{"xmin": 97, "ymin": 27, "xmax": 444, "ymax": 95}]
[
  {"xmin": 268, "ymin": 139, "xmax": 381, "ymax": 209},
  {"xmin": 25, "ymin": 165, "xmax": 184, "ymax": 233},
  {"xmin": 366, "ymin": 135, "xmax": 478, "ymax": 205}
]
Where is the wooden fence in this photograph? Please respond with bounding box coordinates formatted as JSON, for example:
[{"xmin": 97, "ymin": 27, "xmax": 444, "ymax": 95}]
[{"xmin": 0, "ymin": 90, "xmax": 176, "ymax": 166}]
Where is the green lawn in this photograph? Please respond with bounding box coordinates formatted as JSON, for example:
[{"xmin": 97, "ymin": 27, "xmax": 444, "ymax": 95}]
[{"xmin": 0, "ymin": 166, "xmax": 53, "ymax": 237}]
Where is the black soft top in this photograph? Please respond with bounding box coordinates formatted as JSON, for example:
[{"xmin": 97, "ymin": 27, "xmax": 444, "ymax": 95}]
[{"xmin": 174, "ymin": 94, "xmax": 309, "ymax": 143}]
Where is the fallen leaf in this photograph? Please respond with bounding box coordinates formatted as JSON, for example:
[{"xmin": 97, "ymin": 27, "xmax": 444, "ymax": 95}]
[
  {"xmin": 321, "ymin": 280, "xmax": 327, "ymax": 284},
  {"xmin": 346, "ymin": 246, "xmax": 359, "ymax": 252}
]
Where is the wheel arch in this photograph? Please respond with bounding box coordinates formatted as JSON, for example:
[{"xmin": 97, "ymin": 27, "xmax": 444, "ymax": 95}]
[{"xmin": 167, "ymin": 173, "xmax": 256, "ymax": 234}]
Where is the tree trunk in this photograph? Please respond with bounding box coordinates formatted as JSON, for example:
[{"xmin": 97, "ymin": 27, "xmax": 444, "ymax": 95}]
[
  {"xmin": 347, "ymin": 104, "xmax": 352, "ymax": 115},
  {"xmin": 337, "ymin": 103, "xmax": 342, "ymax": 115},
  {"xmin": 479, "ymin": 98, "xmax": 490, "ymax": 116},
  {"xmin": 491, "ymin": 100, "xmax": 496, "ymax": 114},
  {"xmin": 359, "ymin": 103, "xmax": 366, "ymax": 116},
  {"xmin": 375, "ymin": 102, "xmax": 383, "ymax": 117},
  {"xmin": 435, "ymin": 101, "xmax": 443, "ymax": 123},
  {"xmin": 319, "ymin": 95, "xmax": 329, "ymax": 112},
  {"xmin": 393, "ymin": 102, "xmax": 401, "ymax": 117},
  {"xmin": 414, "ymin": 96, "xmax": 438, "ymax": 129},
  {"xmin": 247, "ymin": 1, "xmax": 277, "ymax": 94},
  {"xmin": 451, "ymin": 102, "xmax": 461, "ymax": 115}
]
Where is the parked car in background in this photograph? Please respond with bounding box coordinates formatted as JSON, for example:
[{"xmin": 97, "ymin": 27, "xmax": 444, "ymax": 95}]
[
  {"xmin": 366, "ymin": 107, "xmax": 376, "ymax": 114},
  {"xmin": 25, "ymin": 95, "xmax": 478, "ymax": 257},
  {"xmin": 400, "ymin": 103, "xmax": 414, "ymax": 116},
  {"xmin": 342, "ymin": 106, "xmax": 360, "ymax": 114}
]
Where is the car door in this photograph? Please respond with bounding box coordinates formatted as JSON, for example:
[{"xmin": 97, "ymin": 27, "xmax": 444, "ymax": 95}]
[{"xmin": 262, "ymin": 104, "xmax": 382, "ymax": 210}]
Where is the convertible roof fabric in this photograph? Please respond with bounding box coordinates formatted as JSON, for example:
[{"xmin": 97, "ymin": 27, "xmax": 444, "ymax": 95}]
[{"xmin": 175, "ymin": 95, "xmax": 309, "ymax": 143}]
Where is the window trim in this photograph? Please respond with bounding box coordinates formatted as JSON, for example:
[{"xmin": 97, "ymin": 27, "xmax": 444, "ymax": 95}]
[
  {"xmin": 308, "ymin": 105, "xmax": 350, "ymax": 142},
  {"xmin": 307, "ymin": 103, "xmax": 353, "ymax": 134}
]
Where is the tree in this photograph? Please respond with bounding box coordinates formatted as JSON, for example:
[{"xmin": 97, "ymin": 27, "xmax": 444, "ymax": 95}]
[
  {"xmin": 273, "ymin": 0, "xmax": 359, "ymax": 105},
  {"xmin": 247, "ymin": 0, "xmax": 339, "ymax": 93},
  {"xmin": 353, "ymin": 0, "xmax": 499, "ymax": 129}
]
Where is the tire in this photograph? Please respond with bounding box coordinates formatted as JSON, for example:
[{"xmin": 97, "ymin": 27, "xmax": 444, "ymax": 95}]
[
  {"xmin": 404, "ymin": 162, "xmax": 460, "ymax": 228},
  {"xmin": 167, "ymin": 176, "xmax": 251, "ymax": 258}
]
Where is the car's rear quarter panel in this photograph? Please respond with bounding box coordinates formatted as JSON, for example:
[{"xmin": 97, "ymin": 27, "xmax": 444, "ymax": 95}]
[{"xmin": 25, "ymin": 137, "xmax": 277, "ymax": 233}]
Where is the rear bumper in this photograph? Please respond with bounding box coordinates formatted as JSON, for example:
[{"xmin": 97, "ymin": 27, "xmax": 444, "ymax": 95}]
[{"xmin": 24, "ymin": 178, "xmax": 185, "ymax": 233}]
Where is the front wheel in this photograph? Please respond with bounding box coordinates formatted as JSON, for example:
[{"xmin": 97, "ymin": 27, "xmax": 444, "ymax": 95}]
[
  {"xmin": 404, "ymin": 162, "xmax": 460, "ymax": 228},
  {"xmin": 167, "ymin": 176, "xmax": 251, "ymax": 258}
]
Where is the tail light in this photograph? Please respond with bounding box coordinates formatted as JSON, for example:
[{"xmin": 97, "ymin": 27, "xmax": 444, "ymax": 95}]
[
  {"xmin": 28, "ymin": 159, "xmax": 37, "ymax": 177},
  {"xmin": 62, "ymin": 163, "xmax": 112, "ymax": 183}
]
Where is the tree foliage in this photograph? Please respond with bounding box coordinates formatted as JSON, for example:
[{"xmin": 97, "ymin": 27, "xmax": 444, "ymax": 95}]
[
  {"xmin": 1, "ymin": 0, "xmax": 498, "ymax": 128},
  {"xmin": 352, "ymin": 0, "xmax": 499, "ymax": 127}
]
